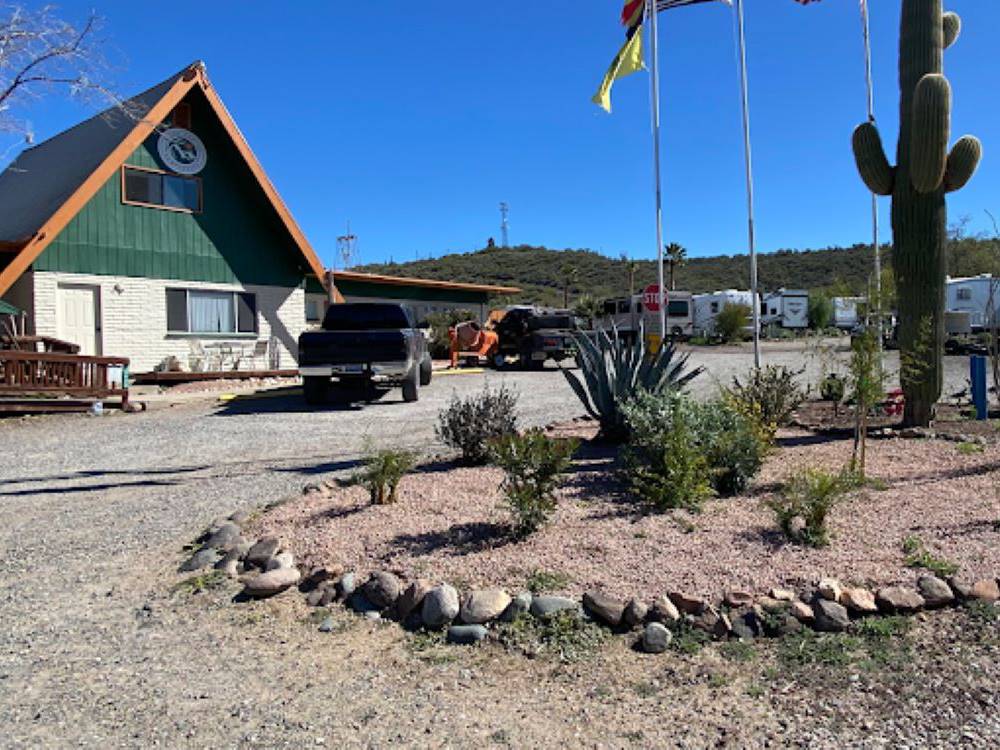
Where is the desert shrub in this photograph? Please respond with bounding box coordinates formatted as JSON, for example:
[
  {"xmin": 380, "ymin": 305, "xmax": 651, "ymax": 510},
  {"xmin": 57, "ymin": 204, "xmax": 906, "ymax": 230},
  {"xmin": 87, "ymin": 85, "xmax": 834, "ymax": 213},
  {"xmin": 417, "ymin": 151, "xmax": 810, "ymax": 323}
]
[
  {"xmin": 808, "ymin": 293, "xmax": 834, "ymax": 330},
  {"xmin": 490, "ymin": 429, "xmax": 579, "ymax": 536},
  {"xmin": 767, "ymin": 468, "xmax": 857, "ymax": 547},
  {"xmin": 622, "ymin": 390, "xmax": 766, "ymax": 498},
  {"xmin": 621, "ymin": 392, "xmax": 713, "ymax": 512},
  {"xmin": 715, "ymin": 303, "xmax": 750, "ymax": 343},
  {"xmin": 352, "ymin": 446, "xmax": 417, "ymax": 504},
  {"xmin": 562, "ymin": 324, "xmax": 702, "ymax": 440},
  {"xmin": 902, "ymin": 536, "xmax": 959, "ymax": 577},
  {"xmin": 726, "ymin": 365, "xmax": 805, "ymax": 437},
  {"xmin": 425, "ymin": 309, "xmax": 477, "ymax": 359},
  {"xmin": 819, "ymin": 373, "xmax": 846, "ymax": 402},
  {"xmin": 436, "ymin": 384, "xmax": 519, "ymax": 464}
]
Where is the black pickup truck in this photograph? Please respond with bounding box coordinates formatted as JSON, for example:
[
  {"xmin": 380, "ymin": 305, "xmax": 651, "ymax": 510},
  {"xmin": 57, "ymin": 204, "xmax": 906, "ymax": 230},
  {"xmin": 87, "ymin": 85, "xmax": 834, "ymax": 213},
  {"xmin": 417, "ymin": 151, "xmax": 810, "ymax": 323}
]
[
  {"xmin": 298, "ymin": 303, "xmax": 433, "ymax": 406},
  {"xmin": 494, "ymin": 307, "xmax": 581, "ymax": 369}
]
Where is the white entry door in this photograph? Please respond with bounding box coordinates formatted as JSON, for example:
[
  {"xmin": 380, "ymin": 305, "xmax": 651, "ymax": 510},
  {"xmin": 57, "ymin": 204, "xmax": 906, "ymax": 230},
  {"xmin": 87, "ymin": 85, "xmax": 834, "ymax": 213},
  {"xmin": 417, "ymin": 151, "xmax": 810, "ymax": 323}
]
[{"xmin": 56, "ymin": 284, "xmax": 101, "ymax": 355}]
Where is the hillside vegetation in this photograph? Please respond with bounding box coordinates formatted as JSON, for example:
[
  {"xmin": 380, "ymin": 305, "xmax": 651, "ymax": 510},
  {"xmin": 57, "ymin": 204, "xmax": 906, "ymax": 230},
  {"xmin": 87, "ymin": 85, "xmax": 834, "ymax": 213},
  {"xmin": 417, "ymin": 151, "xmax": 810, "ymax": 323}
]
[{"xmin": 356, "ymin": 235, "xmax": 998, "ymax": 307}]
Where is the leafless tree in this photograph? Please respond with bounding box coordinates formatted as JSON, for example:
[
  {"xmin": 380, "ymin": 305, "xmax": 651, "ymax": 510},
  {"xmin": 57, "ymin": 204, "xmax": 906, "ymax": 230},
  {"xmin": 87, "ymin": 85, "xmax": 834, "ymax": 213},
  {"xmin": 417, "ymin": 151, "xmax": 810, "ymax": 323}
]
[{"xmin": 0, "ymin": 4, "xmax": 135, "ymax": 150}]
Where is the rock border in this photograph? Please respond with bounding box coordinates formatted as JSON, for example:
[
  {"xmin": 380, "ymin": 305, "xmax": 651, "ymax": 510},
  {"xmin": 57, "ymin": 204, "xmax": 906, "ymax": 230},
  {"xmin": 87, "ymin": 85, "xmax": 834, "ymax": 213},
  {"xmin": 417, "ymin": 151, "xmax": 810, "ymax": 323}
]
[{"xmin": 179, "ymin": 485, "xmax": 1000, "ymax": 654}]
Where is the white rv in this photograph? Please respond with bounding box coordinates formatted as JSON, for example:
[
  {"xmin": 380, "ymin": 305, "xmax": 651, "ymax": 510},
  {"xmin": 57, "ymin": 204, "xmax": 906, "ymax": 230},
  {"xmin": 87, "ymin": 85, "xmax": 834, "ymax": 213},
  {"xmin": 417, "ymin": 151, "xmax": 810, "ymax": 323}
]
[
  {"xmin": 833, "ymin": 296, "xmax": 866, "ymax": 330},
  {"xmin": 946, "ymin": 274, "xmax": 1000, "ymax": 330},
  {"xmin": 692, "ymin": 290, "xmax": 758, "ymax": 336},
  {"xmin": 598, "ymin": 291, "xmax": 694, "ymax": 339},
  {"xmin": 761, "ymin": 289, "xmax": 809, "ymax": 330}
]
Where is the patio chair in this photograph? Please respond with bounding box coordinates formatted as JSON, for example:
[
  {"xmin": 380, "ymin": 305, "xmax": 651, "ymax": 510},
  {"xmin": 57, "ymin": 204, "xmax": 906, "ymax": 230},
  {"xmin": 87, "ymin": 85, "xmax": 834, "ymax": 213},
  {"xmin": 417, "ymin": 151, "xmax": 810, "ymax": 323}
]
[
  {"xmin": 187, "ymin": 340, "xmax": 206, "ymax": 372},
  {"xmin": 248, "ymin": 339, "xmax": 269, "ymax": 370}
]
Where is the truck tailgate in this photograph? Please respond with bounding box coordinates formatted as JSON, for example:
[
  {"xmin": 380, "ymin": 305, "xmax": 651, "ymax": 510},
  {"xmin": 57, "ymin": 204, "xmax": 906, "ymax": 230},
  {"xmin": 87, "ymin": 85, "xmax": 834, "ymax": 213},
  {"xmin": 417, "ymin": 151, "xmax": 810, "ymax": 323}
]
[{"xmin": 299, "ymin": 330, "xmax": 410, "ymax": 366}]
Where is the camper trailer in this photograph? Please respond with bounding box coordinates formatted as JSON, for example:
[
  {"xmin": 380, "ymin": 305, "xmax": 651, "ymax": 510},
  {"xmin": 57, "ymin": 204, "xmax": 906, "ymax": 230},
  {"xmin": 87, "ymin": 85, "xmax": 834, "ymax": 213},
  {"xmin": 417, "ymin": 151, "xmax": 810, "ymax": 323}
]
[
  {"xmin": 761, "ymin": 289, "xmax": 809, "ymax": 330},
  {"xmin": 946, "ymin": 275, "xmax": 1000, "ymax": 331},
  {"xmin": 692, "ymin": 290, "xmax": 757, "ymax": 336},
  {"xmin": 598, "ymin": 291, "xmax": 694, "ymax": 340},
  {"xmin": 833, "ymin": 296, "xmax": 866, "ymax": 330}
]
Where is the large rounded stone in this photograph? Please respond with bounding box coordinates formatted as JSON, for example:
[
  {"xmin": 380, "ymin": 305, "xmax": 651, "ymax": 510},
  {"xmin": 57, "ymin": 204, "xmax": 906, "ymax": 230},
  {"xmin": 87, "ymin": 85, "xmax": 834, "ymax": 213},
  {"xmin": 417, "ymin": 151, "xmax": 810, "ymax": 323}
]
[
  {"xmin": 623, "ymin": 599, "xmax": 649, "ymax": 628},
  {"xmin": 841, "ymin": 587, "xmax": 878, "ymax": 614},
  {"xmin": 582, "ymin": 591, "xmax": 626, "ymax": 627},
  {"xmin": 242, "ymin": 567, "xmax": 301, "ymax": 598},
  {"xmin": 641, "ymin": 622, "xmax": 672, "ymax": 654},
  {"xmin": 461, "ymin": 589, "xmax": 512, "ymax": 624},
  {"xmin": 422, "ymin": 584, "xmax": 460, "ymax": 627},
  {"xmin": 812, "ymin": 599, "xmax": 850, "ymax": 632},
  {"xmin": 668, "ymin": 591, "xmax": 707, "ymax": 615},
  {"xmin": 876, "ymin": 587, "xmax": 925, "ymax": 614},
  {"xmin": 179, "ymin": 547, "xmax": 220, "ymax": 572},
  {"xmin": 649, "ymin": 596, "xmax": 681, "ymax": 623},
  {"xmin": 724, "ymin": 590, "xmax": 754, "ymax": 608},
  {"xmin": 362, "ymin": 571, "xmax": 402, "ymax": 610},
  {"xmin": 266, "ymin": 551, "xmax": 295, "ymax": 571},
  {"xmin": 500, "ymin": 592, "xmax": 532, "ymax": 622},
  {"xmin": 817, "ymin": 578, "xmax": 843, "ymax": 603},
  {"xmin": 969, "ymin": 579, "xmax": 1000, "ymax": 603},
  {"xmin": 395, "ymin": 580, "xmax": 432, "ymax": 622},
  {"xmin": 336, "ymin": 572, "xmax": 357, "ymax": 600},
  {"xmin": 529, "ymin": 595, "xmax": 578, "ymax": 619},
  {"xmin": 447, "ymin": 624, "xmax": 488, "ymax": 645},
  {"xmin": 245, "ymin": 537, "xmax": 280, "ymax": 568},
  {"xmin": 917, "ymin": 575, "xmax": 955, "ymax": 608},
  {"xmin": 205, "ymin": 522, "xmax": 242, "ymax": 550}
]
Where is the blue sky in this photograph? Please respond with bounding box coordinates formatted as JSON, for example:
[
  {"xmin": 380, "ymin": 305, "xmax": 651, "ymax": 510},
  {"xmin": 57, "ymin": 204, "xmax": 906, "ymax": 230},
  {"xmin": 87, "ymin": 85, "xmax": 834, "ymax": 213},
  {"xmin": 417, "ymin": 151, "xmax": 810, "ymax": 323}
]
[{"xmin": 4, "ymin": 1, "xmax": 997, "ymax": 268}]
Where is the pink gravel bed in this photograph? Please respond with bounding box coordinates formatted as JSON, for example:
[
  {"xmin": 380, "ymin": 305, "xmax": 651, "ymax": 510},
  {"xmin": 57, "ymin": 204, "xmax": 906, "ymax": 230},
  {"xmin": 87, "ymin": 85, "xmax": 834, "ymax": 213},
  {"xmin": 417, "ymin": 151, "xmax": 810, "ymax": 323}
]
[{"xmin": 250, "ymin": 432, "xmax": 1000, "ymax": 601}]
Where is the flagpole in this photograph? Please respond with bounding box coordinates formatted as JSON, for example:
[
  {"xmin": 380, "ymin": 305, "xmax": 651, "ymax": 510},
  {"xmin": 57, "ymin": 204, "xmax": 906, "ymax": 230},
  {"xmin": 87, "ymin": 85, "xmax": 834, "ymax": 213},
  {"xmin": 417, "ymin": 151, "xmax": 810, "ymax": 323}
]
[
  {"xmin": 860, "ymin": 0, "xmax": 882, "ymax": 351},
  {"xmin": 647, "ymin": 0, "xmax": 667, "ymax": 342},
  {"xmin": 734, "ymin": 0, "xmax": 760, "ymax": 369}
]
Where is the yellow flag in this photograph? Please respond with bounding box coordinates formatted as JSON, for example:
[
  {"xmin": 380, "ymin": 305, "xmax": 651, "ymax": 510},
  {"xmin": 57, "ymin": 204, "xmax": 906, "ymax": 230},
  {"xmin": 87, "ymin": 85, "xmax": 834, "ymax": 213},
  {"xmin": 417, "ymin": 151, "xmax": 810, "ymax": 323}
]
[{"xmin": 592, "ymin": 28, "xmax": 645, "ymax": 113}]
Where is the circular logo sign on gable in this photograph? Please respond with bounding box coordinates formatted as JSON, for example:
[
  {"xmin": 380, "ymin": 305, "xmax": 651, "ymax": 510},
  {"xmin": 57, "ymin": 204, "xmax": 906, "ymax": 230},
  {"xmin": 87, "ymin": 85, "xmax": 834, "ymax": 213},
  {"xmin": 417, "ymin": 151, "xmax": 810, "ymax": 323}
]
[{"xmin": 158, "ymin": 127, "xmax": 207, "ymax": 175}]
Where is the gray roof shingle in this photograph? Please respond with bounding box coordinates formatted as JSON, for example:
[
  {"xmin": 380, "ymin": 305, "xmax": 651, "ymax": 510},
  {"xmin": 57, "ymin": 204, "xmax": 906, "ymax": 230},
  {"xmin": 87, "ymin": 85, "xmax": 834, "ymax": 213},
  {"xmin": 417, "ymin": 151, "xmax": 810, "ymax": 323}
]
[{"xmin": 0, "ymin": 65, "xmax": 192, "ymax": 244}]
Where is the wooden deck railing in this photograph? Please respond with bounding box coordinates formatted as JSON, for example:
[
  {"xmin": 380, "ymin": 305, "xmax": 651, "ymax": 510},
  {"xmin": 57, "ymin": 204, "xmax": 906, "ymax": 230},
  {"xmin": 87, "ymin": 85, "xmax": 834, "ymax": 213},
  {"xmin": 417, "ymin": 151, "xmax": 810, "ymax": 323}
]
[{"xmin": 0, "ymin": 350, "xmax": 130, "ymax": 406}]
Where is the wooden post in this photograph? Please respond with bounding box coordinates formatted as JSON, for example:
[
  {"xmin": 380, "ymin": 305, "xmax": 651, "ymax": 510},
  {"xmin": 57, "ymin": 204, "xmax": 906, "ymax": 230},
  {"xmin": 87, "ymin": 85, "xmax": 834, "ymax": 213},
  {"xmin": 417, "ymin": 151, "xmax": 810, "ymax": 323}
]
[{"xmin": 325, "ymin": 269, "xmax": 337, "ymax": 311}]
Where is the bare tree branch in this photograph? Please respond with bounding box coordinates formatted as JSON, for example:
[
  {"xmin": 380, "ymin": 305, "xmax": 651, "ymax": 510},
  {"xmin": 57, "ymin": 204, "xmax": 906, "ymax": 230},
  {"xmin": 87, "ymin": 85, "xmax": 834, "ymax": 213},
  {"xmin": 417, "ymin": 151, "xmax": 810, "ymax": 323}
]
[{"xmin": 0, "ymin": 3, "xmax": 138, "ymax": 144}]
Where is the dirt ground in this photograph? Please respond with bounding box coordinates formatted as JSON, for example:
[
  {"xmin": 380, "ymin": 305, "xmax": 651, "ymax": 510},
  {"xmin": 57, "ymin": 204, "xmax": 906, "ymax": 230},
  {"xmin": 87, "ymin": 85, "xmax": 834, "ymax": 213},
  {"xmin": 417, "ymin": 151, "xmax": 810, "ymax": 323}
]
[{"xmin": 1, "ymin": 348, "xmax": 998, "ymax": 747}]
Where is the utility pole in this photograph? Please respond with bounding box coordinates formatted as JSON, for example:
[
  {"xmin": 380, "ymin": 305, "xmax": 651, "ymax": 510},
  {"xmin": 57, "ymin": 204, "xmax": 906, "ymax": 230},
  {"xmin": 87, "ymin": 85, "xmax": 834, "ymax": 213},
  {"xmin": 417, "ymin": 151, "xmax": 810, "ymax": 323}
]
[{"xmin": 499, "ymin": 202, "xmax": 510, "ymax": 248}]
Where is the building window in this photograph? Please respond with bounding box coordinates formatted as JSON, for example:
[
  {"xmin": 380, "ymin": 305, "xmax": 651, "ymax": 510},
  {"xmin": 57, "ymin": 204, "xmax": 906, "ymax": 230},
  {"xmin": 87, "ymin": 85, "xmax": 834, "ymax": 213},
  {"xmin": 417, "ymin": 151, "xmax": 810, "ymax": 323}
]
[
  {"xmin": 166, "ymin": 289, "xmax": 256, "ymax": 334},
  {"xmin": 710, "ymin": 302, "xmax": 719, "ymax": 313},
  {"xmin": 305, "ymin": 298, "xmax": 323, "ymax": 323},
  {"xmin": 123, "ymin": 166, "xmax": 201, "ymax": 212},
  {"xmin": 956, "ymin": 287, "xmax": 973, "ymax": 300}
]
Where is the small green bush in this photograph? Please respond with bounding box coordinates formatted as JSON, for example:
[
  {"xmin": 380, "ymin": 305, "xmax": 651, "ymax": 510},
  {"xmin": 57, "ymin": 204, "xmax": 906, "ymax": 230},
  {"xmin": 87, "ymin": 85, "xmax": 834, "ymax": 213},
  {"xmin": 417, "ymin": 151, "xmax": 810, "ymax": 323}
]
[
  {"xmin": 436, "ymin": 384, "xmax": 519, "ymax": 464},
  {"xmin": 715, "ymin": 303, "xmax": 751, "ymax": 343},
  {"xmin": 490, "ymin": 429, "xmax": 579, "ymax": 536},
  {"xmin": 352, "ymin": 446, "xmax": 417, "ymax": 504},
  {"xmin": 808, "ymin": 293, "xmax": 834, "ymax": 330},
  {"xmin": 622, "ymin": 390, "xmax": 767, "ymax": 499},
  {"xmin": 902, "ymin": 536, "xmax": 959, "ymax": 577},
  {"xmin": 767, "ymin": 468, "xmax": 855, "ymax": 547},
  {"xmin": 622, "ymin": 392, "xmax": 713, "ymax": 512},
  {"xmin": 726, "ymin": 365, "xmax": 805, "ymax": 436},
  {"xmin": 819, "ymin": 373, "xmax": 846, "ymax": 402}
]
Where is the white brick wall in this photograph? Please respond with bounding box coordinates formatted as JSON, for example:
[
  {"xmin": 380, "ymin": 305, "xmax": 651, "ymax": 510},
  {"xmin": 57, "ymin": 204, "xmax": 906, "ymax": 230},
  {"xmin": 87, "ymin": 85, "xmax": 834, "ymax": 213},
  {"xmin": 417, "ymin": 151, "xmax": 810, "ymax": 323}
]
[{"xmin": 32, "ymin": 271, "xmax": 306, "ymax": 373}]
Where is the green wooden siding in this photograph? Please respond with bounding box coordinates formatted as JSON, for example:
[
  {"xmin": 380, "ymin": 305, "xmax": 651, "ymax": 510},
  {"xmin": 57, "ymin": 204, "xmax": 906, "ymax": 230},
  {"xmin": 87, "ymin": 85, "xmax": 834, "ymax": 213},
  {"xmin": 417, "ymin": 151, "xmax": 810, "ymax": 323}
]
[{"xmin": 35, "ymin": 90, "xmax": 308, "ymax": 287}]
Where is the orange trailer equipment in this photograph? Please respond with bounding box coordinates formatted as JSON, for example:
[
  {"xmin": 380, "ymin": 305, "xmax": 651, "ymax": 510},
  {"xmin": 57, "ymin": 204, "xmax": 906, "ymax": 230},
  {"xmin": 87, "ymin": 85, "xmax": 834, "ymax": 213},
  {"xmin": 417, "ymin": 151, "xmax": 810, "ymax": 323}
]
[{"xmin": 448, "ymin": 321, "xmax": 499, "ymax": 368}]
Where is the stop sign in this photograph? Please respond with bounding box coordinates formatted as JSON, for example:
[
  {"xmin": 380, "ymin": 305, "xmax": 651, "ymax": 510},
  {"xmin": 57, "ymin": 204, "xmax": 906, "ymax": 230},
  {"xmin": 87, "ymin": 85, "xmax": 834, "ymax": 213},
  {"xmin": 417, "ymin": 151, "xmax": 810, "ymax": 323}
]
[{"xmin": 643, "ymin": 284, "xmax": 664, "ymax": 312}]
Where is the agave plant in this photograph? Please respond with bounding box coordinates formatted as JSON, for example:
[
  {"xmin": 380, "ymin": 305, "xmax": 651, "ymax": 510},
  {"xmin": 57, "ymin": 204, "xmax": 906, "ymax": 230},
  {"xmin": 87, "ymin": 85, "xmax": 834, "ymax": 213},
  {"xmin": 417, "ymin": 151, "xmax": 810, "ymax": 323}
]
[{"xmin": 561, "ymin": 324, "xmax": 702, "ymax": 440}]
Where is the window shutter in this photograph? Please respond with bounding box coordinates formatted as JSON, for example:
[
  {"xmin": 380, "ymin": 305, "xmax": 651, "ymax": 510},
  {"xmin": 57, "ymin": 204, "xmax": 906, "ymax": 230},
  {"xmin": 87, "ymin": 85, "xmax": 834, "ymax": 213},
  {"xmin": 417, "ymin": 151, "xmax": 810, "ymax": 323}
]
[
  {"xmin": 166, "ymin": 289, "xmax": 188, "ymax": 332},
  {"xmin": 237, "ymin": 293, "xmax": 257, "ymax": 333}
]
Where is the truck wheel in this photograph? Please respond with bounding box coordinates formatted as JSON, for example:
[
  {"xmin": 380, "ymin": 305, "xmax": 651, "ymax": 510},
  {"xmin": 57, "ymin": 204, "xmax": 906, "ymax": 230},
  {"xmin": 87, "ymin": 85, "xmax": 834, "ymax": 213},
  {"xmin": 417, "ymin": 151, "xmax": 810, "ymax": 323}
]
[
  {"xmin": 419, "ymin": 354, "xmax": 433, "ymax": 386},
  {"xmin": 402, "ymin": 366, "xmax": 419, "ymax": 403},
  {"xmin": 303, "ymin": 376, "xmax": 328, "ymax": 406}
]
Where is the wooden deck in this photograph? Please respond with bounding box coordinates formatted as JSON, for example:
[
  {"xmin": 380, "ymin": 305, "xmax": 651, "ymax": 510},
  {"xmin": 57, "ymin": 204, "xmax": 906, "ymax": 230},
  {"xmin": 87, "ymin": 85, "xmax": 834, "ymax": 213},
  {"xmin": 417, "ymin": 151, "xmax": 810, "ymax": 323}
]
[
  {"xmin": 0, "ymin": 350, "xmax": 131, "ymax": 412},
  {"xmin": 131, "ymin": 369, "xmax": 298, "ymax": 385}
]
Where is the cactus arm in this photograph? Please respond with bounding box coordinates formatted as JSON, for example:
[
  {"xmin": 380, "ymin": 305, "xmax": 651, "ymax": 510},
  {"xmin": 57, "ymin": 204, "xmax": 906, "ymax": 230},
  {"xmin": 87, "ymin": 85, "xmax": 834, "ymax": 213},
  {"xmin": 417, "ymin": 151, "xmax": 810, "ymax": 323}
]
[
  {"xmin": 942, "ymin": 12, "xmax": 961, "ymax": 49},
  {"xmin": 944, "ymin": 135, "xmax": 982, "ymax": 192},
  {"xmin": 910, "ymin": 73, "xmax": 951, "ymax": 193},
  {"xmin": 852, "ymin": 122, "xmax": 895, "ymax": 196}
]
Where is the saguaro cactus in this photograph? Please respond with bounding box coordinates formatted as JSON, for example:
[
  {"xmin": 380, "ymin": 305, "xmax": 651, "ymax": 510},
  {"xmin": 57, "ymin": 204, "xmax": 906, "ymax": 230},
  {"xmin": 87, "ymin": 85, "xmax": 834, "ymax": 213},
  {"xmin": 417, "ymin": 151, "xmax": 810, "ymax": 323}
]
[{"xmin": 852, "ymin": 0, "xmax": 982, "ymax": 427}]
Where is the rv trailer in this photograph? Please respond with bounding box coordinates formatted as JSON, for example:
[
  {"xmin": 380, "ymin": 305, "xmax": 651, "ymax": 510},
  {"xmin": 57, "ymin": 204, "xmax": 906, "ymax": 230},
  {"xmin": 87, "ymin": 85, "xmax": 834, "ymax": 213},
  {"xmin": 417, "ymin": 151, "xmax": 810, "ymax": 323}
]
[
  {"xmin": 761, "ymin": 289, "xmax": 809, "ymax": 330},
  {"xmin": 945, "ymin": 275, "xmax": 1000, "ymax": 331},
  {"xmin": 692, "ymin": 289, "xmax": 758, "ymax": 336}
]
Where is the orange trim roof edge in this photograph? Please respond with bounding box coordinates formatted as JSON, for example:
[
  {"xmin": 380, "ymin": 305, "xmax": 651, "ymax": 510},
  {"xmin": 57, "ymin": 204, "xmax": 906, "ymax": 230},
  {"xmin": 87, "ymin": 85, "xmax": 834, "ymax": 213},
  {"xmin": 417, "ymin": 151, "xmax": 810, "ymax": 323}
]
[
  {"xmin": 329, "ymin": 269, "xmax": 521, "ymax": 296},
  {"xmin": 0, "ymin": 61, "xmax": 328, "ymax": 297}
]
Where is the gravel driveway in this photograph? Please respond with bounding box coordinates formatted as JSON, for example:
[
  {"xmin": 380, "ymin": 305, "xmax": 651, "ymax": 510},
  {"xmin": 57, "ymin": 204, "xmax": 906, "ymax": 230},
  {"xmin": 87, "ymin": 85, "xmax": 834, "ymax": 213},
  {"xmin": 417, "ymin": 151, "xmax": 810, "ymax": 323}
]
[{"xmin": 0, "ymin": 343, "xmax": 994, "ymax": 747}]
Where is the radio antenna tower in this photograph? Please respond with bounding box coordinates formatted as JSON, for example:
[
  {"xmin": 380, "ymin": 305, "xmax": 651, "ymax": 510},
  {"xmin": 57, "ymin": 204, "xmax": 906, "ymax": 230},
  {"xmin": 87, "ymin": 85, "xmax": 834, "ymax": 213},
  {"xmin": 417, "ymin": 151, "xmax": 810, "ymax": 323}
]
[
  {"xmin": 499, "ymin": 202, "xmax": 510, "ymax": 248},
  {"xmin": 336, "ymin": 221, "xmax": 358, "ymax": 269}
]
